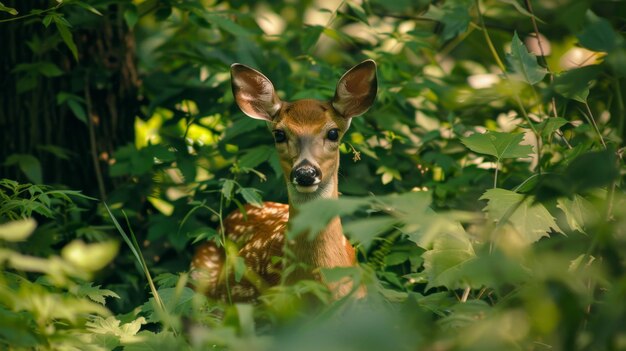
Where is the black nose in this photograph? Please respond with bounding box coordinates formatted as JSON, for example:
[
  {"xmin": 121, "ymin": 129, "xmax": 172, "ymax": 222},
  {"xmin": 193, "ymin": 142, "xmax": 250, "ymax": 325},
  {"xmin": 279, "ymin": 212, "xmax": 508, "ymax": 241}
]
[{"xmin": 291, "ymin": 164, "xmax": 320, "ymax": 186}]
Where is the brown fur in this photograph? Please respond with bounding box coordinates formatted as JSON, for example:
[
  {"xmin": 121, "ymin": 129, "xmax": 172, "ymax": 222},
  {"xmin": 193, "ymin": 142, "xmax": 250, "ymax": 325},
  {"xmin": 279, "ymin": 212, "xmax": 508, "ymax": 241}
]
[{"xmin": 191, "ymin": 60, "xmax": 376, "ymax": 301}]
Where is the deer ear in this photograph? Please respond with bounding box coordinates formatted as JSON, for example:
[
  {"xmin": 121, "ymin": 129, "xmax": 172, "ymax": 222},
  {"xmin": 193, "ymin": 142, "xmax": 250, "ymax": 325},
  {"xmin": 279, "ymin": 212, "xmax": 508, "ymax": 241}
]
[
  {"xmin": 332, "ymin": 59, "xmax": 377, "ymax": 119},
  {"xmin": 231, "ymin": 64, "xmax": 282, "ymax": 121}
]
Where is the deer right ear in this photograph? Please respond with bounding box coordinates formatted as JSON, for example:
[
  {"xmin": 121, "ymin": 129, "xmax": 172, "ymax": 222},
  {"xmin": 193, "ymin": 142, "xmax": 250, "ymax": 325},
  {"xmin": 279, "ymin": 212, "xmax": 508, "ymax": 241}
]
[{"xmin": 231, "ymin": 64, "xmax": 282, "ymax": 121}]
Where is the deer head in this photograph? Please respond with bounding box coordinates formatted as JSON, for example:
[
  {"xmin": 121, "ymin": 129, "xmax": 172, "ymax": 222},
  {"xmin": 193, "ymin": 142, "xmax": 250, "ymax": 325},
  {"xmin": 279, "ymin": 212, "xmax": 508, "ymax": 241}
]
[{"xmin": 230, "ymin": 60, "xmax": 378, "ymax": 204}]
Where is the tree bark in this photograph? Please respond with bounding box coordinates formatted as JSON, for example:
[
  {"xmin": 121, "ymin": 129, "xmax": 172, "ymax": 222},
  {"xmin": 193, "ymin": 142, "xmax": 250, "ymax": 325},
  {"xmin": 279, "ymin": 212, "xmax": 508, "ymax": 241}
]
[{"xmin": 0, "ymin": 0, "xmax": 139, "ymax": 198}]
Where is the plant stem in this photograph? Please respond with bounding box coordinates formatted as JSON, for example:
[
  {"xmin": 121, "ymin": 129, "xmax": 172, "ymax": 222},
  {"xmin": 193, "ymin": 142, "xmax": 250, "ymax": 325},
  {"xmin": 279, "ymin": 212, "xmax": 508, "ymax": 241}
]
[
  {"xmin": 0, "ymin": 3, "xmax": 63, "ymax": 23},
  {"xmin": 84, "ymin": 74, "xmax": 107, "ymax": 201},
  {"xmin": 494, "ymin": 159, "xmax": 499, "ymax": 188},
  {"xmin": 583, "ymin": 102, "xmax": 607, "ymax": 149}
]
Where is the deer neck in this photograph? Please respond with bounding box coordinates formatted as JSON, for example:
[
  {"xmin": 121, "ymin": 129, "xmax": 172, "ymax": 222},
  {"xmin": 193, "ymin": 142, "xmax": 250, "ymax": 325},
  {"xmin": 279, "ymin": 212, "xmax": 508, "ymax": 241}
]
[{"xmin": 286, "ymin": 172, "xmax": 352, "ymax": 269}]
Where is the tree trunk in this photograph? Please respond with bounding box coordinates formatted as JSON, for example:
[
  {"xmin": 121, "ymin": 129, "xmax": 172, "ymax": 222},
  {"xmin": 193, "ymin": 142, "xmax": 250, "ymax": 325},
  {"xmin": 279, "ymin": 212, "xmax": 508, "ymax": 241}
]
[{"xmin": 0, "ymin": 0, "xmax": 139, "ymax": 198}]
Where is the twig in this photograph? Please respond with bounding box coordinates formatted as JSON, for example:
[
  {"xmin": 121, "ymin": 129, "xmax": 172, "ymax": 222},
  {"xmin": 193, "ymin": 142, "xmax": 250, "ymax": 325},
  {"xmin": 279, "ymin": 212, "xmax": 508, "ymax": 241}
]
[{"xmin": 84, "ymin": 74, "xmax": 107, "ymax": 201}]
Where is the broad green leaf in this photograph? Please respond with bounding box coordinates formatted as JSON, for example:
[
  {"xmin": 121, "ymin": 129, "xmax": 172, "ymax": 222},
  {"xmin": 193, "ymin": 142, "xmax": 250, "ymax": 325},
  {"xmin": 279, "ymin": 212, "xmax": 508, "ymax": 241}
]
[
  {"xmin": 86, "ymin": 316, "xmax": 146, "ymax": 343},
  {"xmin": 54, "ymin": 19, "xmax": 78, "ymax": 61},
  {"xmin": 422, "ymin": 233, "xmax": 476, "ymax": 290},
  {"xmin": 423, "ymin": 0, "xmax": 471, "ymax": 41},
  {"xmin": 238, "ymin": 187, "xmax": 263, "ymax": 207},
  {"xmin": 343, "ymin": 217, "xmax": 397, "ymax": 250},
  {"xmin": 288, "ymin": 197, "xmax": 369, "ymax": 240},
  {"xmin": 557, "ymin": 195, "xmax": 599, "ymax": 234},
  {"xmin": 4, "ymin": 154, "xmax": 43, "ymax": 184},
  {"xmin": 461, "ymin": 131, "xmax": 533, "ymax": 160},
  {"xmin": 0, "ymin": 218, "xmax": 36, "ymax": 242},
  {"xmin": 506, "ymin": 32, "xmax": 547, "ymax": 85},
  {"xmin": 140, "ymin": 287, "xmax": 195, "ymax": 323},
  {"xmin": 61, "ymin": 240, "xmax": 119, "ymax": 272},
  {"xmin": 537, "ymin": 117, "xmax": 568, "ymax": 140},
  {"xmin": 565, "ymin": 149, "xmax": 619, "ymax": 192},
  {"xmin": 0, "ymin": 2, "xmax": 18, "ymax": 15},
  {"xmin": 75, "ymin": 283, "xmax": 120, "ymax": 305},
  {"xmin": 481, "ymin": 188, "xmax": 562, "ymax": 244},
  {"xmin": 577, "ymin": 13, "xmax": 620, "ymax": 52},
  {"xmin": 553, "ymin": 66, "xmax": 601, "ymax": 102}
]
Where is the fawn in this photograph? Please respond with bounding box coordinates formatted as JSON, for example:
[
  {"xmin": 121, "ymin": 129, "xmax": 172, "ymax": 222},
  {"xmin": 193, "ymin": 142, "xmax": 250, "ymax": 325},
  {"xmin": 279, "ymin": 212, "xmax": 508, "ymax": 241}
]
[{"xmin": 191, "ymin": 60, "xmax": 377, "ymax": 301}]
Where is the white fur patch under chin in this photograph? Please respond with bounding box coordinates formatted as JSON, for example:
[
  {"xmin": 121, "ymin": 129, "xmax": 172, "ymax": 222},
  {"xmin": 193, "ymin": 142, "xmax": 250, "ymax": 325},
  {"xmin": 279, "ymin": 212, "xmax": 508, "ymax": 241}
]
[{"xmin": 295, "ymin": 184, "xmax": 319, "ymax": 193}]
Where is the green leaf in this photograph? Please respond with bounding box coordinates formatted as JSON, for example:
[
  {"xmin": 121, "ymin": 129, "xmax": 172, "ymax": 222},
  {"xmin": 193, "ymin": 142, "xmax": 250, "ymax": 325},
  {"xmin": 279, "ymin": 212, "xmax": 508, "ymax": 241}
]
[
  {"xmin": 461, "ymin": 131, "xmax": 533, "ymax": 160},
  {"xmin": 140, "ymin": 287, "xmax": 195, "ymax": 323},
  {"xmin": 221, "ymin": 179, "xmax": 236, "ymax": 201},
  {"xmin": 124, "ymin": 5, "xmax": 138, "ymax": 28},
  {"xmin": 233, "ymin": 256, "xmax": 246, "ymax": 283},
  {"xmin": 421, "ymin": 233, "xmax": 476, "ymax": 290},
  {"xmin": 577, "ymin": 13, "xmax": 620, "ymax": 52},
  {"xmin": 343, "ymin": 217, "xmax": 397, "ymax": 250},
  {"xmin": 564, "ymin": 149, "xmax": 619, "ymax": 192},
  {"xmin": 537, "ymin": 117, "xmax": 569, "ymax": 140},
  {"xmin": 423, "ymin": 0, "xmax": 471, "ymax": 41},
  {"xmin": 0, "ymin": 2, "xmax": 18, "ymax": 15},
  {"xmin": 67, "ymin": 99, "xmax": 87, "ymax": 123},
  {"xmin": 238, "ymin": 187, "xmax": 263, "ymax": 207},
  {"xmin": 54, "ymin": 18, "xmax": 78, "ymax": 61},
  {"xmin": 205, "ymin": 13, "xmax": 252, "ymax": 37},
  {"xmin": 74, "ymin": 1, "xmax": 103, "ymax": 16},
  {"xmin": 61, "ymin": 240, "xmax": 119, "ymax": 272},
  {"xmin": 288, "ymin": 197, "xmax": 369, "ymax": 240},
  {"xmin": 75, "ymin": 282, "xmax": 120, "ymax": 304},
  {"xmin": 506, "ymin": 32, "xmax": 547, "ymax": 85},
  {"xmin": 346, "ymin": 1, "xmax": 369, "ymax": 24},
  {"xmin": 0, "ymin": 218, "xmax": 37, "ymax": 242},
  {"xmin": 86, "ymin": 316, "xmax": 146, "ymax": 343},
  {"xmin": 4, "ymin": 154, "xmax": 43, "ymax": 184},
  {"xmin": 553, "ymin": 65, "xmax": 601, "ymax": 102},
  {"xmin": 300, "ymin": 25, "xmax": 324, "ymax": 51},
  {"xmin": 481, "ymin": 188, "xmax": 563, "ymax": 244},
  {"xmin": 557, "ymin": 195, "xmax": 598, "ymax": 234},
  {"xmin": 238, "ymin": 145, "xmax": 273, "ymax": 169}
]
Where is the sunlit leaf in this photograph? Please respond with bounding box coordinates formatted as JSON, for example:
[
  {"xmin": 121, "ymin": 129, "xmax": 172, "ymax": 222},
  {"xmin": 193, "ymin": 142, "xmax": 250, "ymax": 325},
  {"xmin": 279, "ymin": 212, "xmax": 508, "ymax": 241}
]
[
  {"xmin": 481, "ymin": 188, "xmax": 562, "ymax": 244},
  {"xmin": 61, "ymin": 240, "xmax": 120, "ymax": 272},
  {"xmin": 461, "ymin": 131, "xmax": 533, "ymax": 160},
  {"xmin": 0, "ymin": 2, "xmax": 18, "ymax": 15},
  {"xmin": 0, "ymin": 218, "xmax": 36, "ymax": 242},
  {"xmin": 423, "ymin": 0, "xmax": 472, "ymax": 41},
  {"xmin": 422, "ymin": 233, "xmax": 476, "ymax": 290},
  {"xmin": 75, "ymin": 282, "xmax": 120, "ymax": 305}
]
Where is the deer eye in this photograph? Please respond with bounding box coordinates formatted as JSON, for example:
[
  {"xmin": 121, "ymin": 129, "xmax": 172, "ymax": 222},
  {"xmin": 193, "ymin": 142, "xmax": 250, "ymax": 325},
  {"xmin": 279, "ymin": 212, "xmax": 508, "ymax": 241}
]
[
  {"xmin": 273, "ymin": 130, "xmax": 287, "ymax": 143},
  {"xmin": 327, "ymin": 128, "xmax": 340, "ymax": 141}
]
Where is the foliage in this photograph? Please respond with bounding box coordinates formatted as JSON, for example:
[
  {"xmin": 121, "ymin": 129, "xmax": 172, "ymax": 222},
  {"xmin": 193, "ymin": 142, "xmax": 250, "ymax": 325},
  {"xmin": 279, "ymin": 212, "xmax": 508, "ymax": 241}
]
[{"xmin": 1, "ymin": 0, "xmax": 626, "ymax": 350}]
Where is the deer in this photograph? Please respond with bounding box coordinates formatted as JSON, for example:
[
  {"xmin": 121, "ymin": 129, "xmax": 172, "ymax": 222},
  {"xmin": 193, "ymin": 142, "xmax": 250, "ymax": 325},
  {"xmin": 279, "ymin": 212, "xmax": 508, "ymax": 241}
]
[{"xmin": 191, "ymin": 60, "xmax": 377, "ymax": 302}]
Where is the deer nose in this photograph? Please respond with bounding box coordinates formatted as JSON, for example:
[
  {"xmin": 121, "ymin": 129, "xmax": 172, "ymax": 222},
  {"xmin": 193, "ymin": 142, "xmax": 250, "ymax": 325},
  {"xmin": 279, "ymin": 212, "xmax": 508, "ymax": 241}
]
[{"xmin": 291, "ymin": 162, "xmax": 321, "ymax": 187}]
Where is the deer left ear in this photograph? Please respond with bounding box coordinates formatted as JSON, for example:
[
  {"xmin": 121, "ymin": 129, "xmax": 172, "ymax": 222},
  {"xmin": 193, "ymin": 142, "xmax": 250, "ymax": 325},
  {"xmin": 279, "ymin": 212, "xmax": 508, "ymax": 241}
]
[{"xmin": 332, "ymin": 59, "xmax": 378, "ymax": 119}]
